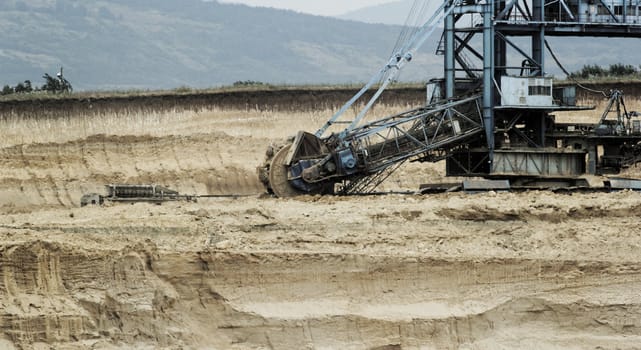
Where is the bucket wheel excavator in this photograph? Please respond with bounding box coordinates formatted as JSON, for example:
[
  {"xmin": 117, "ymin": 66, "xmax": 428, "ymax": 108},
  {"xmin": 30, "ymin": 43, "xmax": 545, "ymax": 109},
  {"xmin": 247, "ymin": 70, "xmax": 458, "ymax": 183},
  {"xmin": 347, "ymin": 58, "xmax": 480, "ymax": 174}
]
[{"xmin": 259, "ymin": 0, "xmax": 641, "ymax": 197}]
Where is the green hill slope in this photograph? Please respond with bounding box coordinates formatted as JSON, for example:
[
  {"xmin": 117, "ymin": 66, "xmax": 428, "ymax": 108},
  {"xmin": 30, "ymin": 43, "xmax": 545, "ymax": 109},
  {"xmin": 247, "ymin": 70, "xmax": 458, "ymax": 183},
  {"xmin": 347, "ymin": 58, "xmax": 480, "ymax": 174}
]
[
  {"xmin": 0, "ymin": 0, "xmax": 441, "ymax": 90},
  {"xmin": 3, "ymin": 0, "xmax": 637, "ymax": 91}
]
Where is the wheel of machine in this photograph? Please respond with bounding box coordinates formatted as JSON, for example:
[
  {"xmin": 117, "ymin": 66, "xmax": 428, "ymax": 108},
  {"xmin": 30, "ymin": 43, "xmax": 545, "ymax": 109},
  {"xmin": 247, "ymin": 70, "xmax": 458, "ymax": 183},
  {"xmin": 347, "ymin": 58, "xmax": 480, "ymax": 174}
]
[{"xmin": 268, "ymin": 144, "xmax": 306, "ymax": 198}]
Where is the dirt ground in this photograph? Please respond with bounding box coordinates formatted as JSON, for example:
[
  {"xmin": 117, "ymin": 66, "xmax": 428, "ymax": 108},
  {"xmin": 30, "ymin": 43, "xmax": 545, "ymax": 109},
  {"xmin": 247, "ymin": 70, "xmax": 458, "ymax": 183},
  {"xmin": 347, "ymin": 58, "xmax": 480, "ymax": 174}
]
[{"xmin": 1, "ymin": 96, "xmax": 641, "ymax": 349}]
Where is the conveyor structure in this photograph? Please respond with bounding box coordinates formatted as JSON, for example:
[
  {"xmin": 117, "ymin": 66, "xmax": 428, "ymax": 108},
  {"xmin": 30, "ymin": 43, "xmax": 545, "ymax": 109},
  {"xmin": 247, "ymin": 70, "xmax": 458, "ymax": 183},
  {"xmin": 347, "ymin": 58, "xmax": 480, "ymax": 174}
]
[{"xmin": 259, "ymin": 0, "xmax": 641, "ymax": 196}]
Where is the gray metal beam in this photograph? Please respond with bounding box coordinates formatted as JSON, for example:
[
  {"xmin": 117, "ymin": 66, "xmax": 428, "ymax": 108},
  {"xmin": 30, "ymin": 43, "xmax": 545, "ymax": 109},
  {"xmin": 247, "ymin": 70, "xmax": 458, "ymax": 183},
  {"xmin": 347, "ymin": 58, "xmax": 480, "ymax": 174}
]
[
  {"xmin": 494, "ymin": 24, "xmax": 641, "ymax": 37},
  {"xmin": 483, "ymin": 2, "xmax": 495, "ymax": 161},
  {"xmin": 531, "ymin": 0, "xmax": 545, "ymax": 76},
  {"xmin": 445, "ymin": 3, "xmax": 456, "ymax": 99}
]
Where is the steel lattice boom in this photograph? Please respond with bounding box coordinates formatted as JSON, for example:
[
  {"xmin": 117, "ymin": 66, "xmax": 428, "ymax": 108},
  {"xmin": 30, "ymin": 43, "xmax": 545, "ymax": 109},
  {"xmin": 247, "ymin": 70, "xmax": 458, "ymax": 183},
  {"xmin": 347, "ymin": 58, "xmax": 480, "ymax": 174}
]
[{"xmin": 260, "ymin": 0, "xmax": 641, "ymax": 197}]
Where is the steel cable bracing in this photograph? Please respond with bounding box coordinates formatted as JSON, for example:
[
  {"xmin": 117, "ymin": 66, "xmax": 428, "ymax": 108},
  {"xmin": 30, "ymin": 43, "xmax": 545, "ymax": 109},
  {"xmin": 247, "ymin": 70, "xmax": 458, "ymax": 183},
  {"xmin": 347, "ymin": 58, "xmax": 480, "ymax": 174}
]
[
  {"xmin": 388, "ymin": 0, "xmax": 422, "ymax": 83},
  {"xmin": 391, "ymin": 0, "xmax": 421, "ymax": 56},
  {"xmin": 376, "ymin": 2, "xmax": 453, "ymax": 107},
  {"xmin": 317, "ymin": 0, "xmax": 454, "ymax": 138},
  {"xmin": 392, "ymin": 1, "xmax": 432, "ymax": 51},
  {"xmin": 398, "ymin": 1, "xmax": 437, "ymax": 54},
  {"xmin": 544, "ymin": 39, "xmax": 608, "ymax": 97},
  {"xmin": 387, "ymin": 0, "xmax": 435, "ymax": 84}
]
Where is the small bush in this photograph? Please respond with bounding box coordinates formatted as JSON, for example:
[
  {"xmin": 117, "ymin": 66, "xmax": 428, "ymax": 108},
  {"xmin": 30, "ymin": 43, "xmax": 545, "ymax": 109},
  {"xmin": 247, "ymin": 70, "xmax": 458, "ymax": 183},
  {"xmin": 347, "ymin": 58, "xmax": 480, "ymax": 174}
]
[
  {"xmin": 13, "ymin": 80, "xmax": 33, "ymax": 93},
  {"xmin": 173, "ymin": 85, "xmax": 193, "ymax": 93},
  {"xmin": 2, "ymin": 70, "xmax": 72, "ymax": 97},
  {"xmin": 233, "ymin": 80, "xmax": 267, "ymax": 87},
  {"xmin": 1, "ymin": 85, "xmax": 13, "ymax": 95},
  {"xmin": 569, "ymin": 63, "xmax": 640, "ymax": 79},
  {"xmin": 608, "ymin": 63, "xmax": 637, "ymax": 77}
]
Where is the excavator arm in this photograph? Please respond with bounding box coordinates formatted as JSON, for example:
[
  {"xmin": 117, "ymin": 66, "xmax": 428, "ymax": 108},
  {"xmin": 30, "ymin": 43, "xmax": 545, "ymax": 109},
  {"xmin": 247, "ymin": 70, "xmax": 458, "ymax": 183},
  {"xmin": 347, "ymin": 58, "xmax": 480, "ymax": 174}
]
[{"xmin": 259, "ymin": 0, "xmax": 485, "ymax": 197}]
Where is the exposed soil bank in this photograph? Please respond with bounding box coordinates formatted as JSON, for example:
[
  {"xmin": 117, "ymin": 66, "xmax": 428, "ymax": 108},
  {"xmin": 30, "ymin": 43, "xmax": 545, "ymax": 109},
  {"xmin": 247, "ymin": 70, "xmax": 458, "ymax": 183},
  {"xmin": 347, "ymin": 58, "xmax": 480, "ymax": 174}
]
[
  {"xmin": 0, "ymin": 88, "xmax": 427, "ymax": 119},
  {"xmin": 2, "ymin": 82, "xmax": 641, "ymax": 119},
  {"xmin": 2, "ymin": 82, "xmax": 641, "ymax": 349}
]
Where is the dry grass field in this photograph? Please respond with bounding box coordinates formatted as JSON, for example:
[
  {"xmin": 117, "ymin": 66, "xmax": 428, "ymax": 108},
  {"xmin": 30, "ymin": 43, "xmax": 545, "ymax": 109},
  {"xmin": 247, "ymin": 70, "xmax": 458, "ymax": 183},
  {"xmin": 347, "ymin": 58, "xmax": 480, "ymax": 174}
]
[
  {"xmin": 1, "ymin": 89, "xmax": 641, "ymax": 349},
  {"xmin": 556, "ymin": 94, "xmax": 641, "ymax": 124}
]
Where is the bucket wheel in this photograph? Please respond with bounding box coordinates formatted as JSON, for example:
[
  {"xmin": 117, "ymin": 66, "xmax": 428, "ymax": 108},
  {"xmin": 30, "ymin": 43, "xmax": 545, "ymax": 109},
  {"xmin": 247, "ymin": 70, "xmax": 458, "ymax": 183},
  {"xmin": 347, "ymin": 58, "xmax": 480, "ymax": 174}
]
[{"xmin": 268, "ymin": 144, "xmax": 306, "ymax": 198}]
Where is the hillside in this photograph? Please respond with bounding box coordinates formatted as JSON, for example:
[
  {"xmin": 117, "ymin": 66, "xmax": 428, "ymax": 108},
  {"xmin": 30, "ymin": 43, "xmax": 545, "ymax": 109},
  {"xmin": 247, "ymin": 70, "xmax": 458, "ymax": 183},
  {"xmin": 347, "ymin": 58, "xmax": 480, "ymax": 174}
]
[
  {"xmin": 339, "ymin": 0, "xmax": 431, "ymax": 25},
  {"xmin": 0, "ymin": 0, "xmax": 440, "ymax": 90},
  {"xmin": 1, "ymin": 0, "xmax": 640, "ymax": 91},
  {"xmin": 338, "ymin": 1, "xmax": 641, "ymax": 76}
]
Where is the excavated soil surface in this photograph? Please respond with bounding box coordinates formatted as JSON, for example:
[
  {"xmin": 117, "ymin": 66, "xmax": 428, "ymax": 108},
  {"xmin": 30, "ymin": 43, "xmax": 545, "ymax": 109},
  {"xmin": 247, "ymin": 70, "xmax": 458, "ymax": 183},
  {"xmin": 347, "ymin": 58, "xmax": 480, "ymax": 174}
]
[{"xmin": 1, "ymin": 94, "xmax": 641, "ymax": 349}]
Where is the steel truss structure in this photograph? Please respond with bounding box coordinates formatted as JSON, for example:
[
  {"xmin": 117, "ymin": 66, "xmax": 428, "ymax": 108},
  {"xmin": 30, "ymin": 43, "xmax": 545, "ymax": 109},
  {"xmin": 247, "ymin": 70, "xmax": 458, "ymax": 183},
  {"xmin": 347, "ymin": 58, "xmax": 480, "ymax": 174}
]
[
  {"xmin": 441, "ymin": 0, "xmax": 641, "ymax": 179},
  {"xmin": 262, "ymin": 0, "xmax": 641, "ymax": 197}
]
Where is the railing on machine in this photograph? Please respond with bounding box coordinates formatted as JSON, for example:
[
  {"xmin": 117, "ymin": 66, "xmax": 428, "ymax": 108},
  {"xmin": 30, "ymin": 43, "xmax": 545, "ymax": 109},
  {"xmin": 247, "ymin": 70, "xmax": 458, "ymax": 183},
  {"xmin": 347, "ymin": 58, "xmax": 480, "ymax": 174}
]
[
  {"xmin": 350, "ymin": 95, "xmax": 484, "ymax": 171},
  {"xmin": 315, "ymin": 0, "xmax": 464, "ymax": 140},
  {"xmin": 339, "ymin": 95, "xmax": 485, "ymax": 194},
  {"xmin": 293, "ymin": 0, "xmax": 491, "ymax": 194}
]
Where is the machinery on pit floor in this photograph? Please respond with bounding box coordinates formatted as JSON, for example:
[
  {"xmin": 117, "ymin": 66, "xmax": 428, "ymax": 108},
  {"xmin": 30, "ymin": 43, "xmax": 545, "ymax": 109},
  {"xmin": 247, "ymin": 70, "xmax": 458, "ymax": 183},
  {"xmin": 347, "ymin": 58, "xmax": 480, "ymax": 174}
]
[
  {"xmin": 258, "ymin": 0, "xmax": 641, "ymax": 197},
  {"xmin": 81, "ymin": 184, "xmax": 197, "ymax": 206}
]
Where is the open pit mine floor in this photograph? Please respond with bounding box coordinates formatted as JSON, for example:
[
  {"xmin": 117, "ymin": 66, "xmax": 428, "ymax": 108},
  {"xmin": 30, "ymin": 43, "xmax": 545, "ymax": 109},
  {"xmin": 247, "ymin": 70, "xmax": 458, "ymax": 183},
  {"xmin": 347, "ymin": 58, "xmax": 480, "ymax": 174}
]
[
  {"xmin": 2, "ymin": 94, "xmax": 641, "ymax": 349},
  {"xmin": 1, "ymin": 191, "xmax": 641, "ymax": 349}
]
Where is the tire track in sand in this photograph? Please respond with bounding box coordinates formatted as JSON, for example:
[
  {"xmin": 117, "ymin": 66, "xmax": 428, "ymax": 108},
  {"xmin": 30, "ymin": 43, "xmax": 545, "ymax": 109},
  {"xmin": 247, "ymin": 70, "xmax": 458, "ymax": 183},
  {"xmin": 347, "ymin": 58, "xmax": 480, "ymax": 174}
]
[
  {"xmin": 170, "ymin": 137, "xmax": 198, "ymax": 195},
  {"xmin": 100, "ymin": 137, "xmax": 115, "ymax": 177},
  {"xmin": 45, "ymin": 174, "xmax": 66, "ymax": 207},
  {"xmin": 127, "ymin": 141, "xmax": 143, "ymax": 182},
  {"xmin": 18, "ymin": 145, "xmax": 46, "ymax": 205},
  {"xmin": 55, "ymin": 144, "xmax": 76, "ymax": 206}
]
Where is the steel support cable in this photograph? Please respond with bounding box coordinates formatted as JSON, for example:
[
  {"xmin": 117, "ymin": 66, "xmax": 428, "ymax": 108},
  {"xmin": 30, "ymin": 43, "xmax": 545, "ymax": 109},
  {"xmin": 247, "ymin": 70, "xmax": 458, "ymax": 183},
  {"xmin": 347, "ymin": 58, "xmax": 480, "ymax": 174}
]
[
  {"xmin": 544, "ymin": 39, "xmax": 608, "ymax": 97},
  {"xmin": 392, "ymin": 0, "xmax": 434, "ymax": 61},
  {"xmin": 317, "ymin": 0, "xmax": 454, "ymax": 138},
  {"xmin": 343, "ymin": 0, "xmax": 454, "ymax": 135},
  {"xmin": 392, "ymin": 0, "xmax": 422, "ymax": 58},
  {"xmin": 390, "ymin": 0, "xmax": 433, "ymax": 86},
  {"xmin": 409, "ymin": 0, "xmax": 432, "ymax": 38},
  {"xmin": 410, "ymin": 1, "xmax": 432, "ymax": 42}
]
